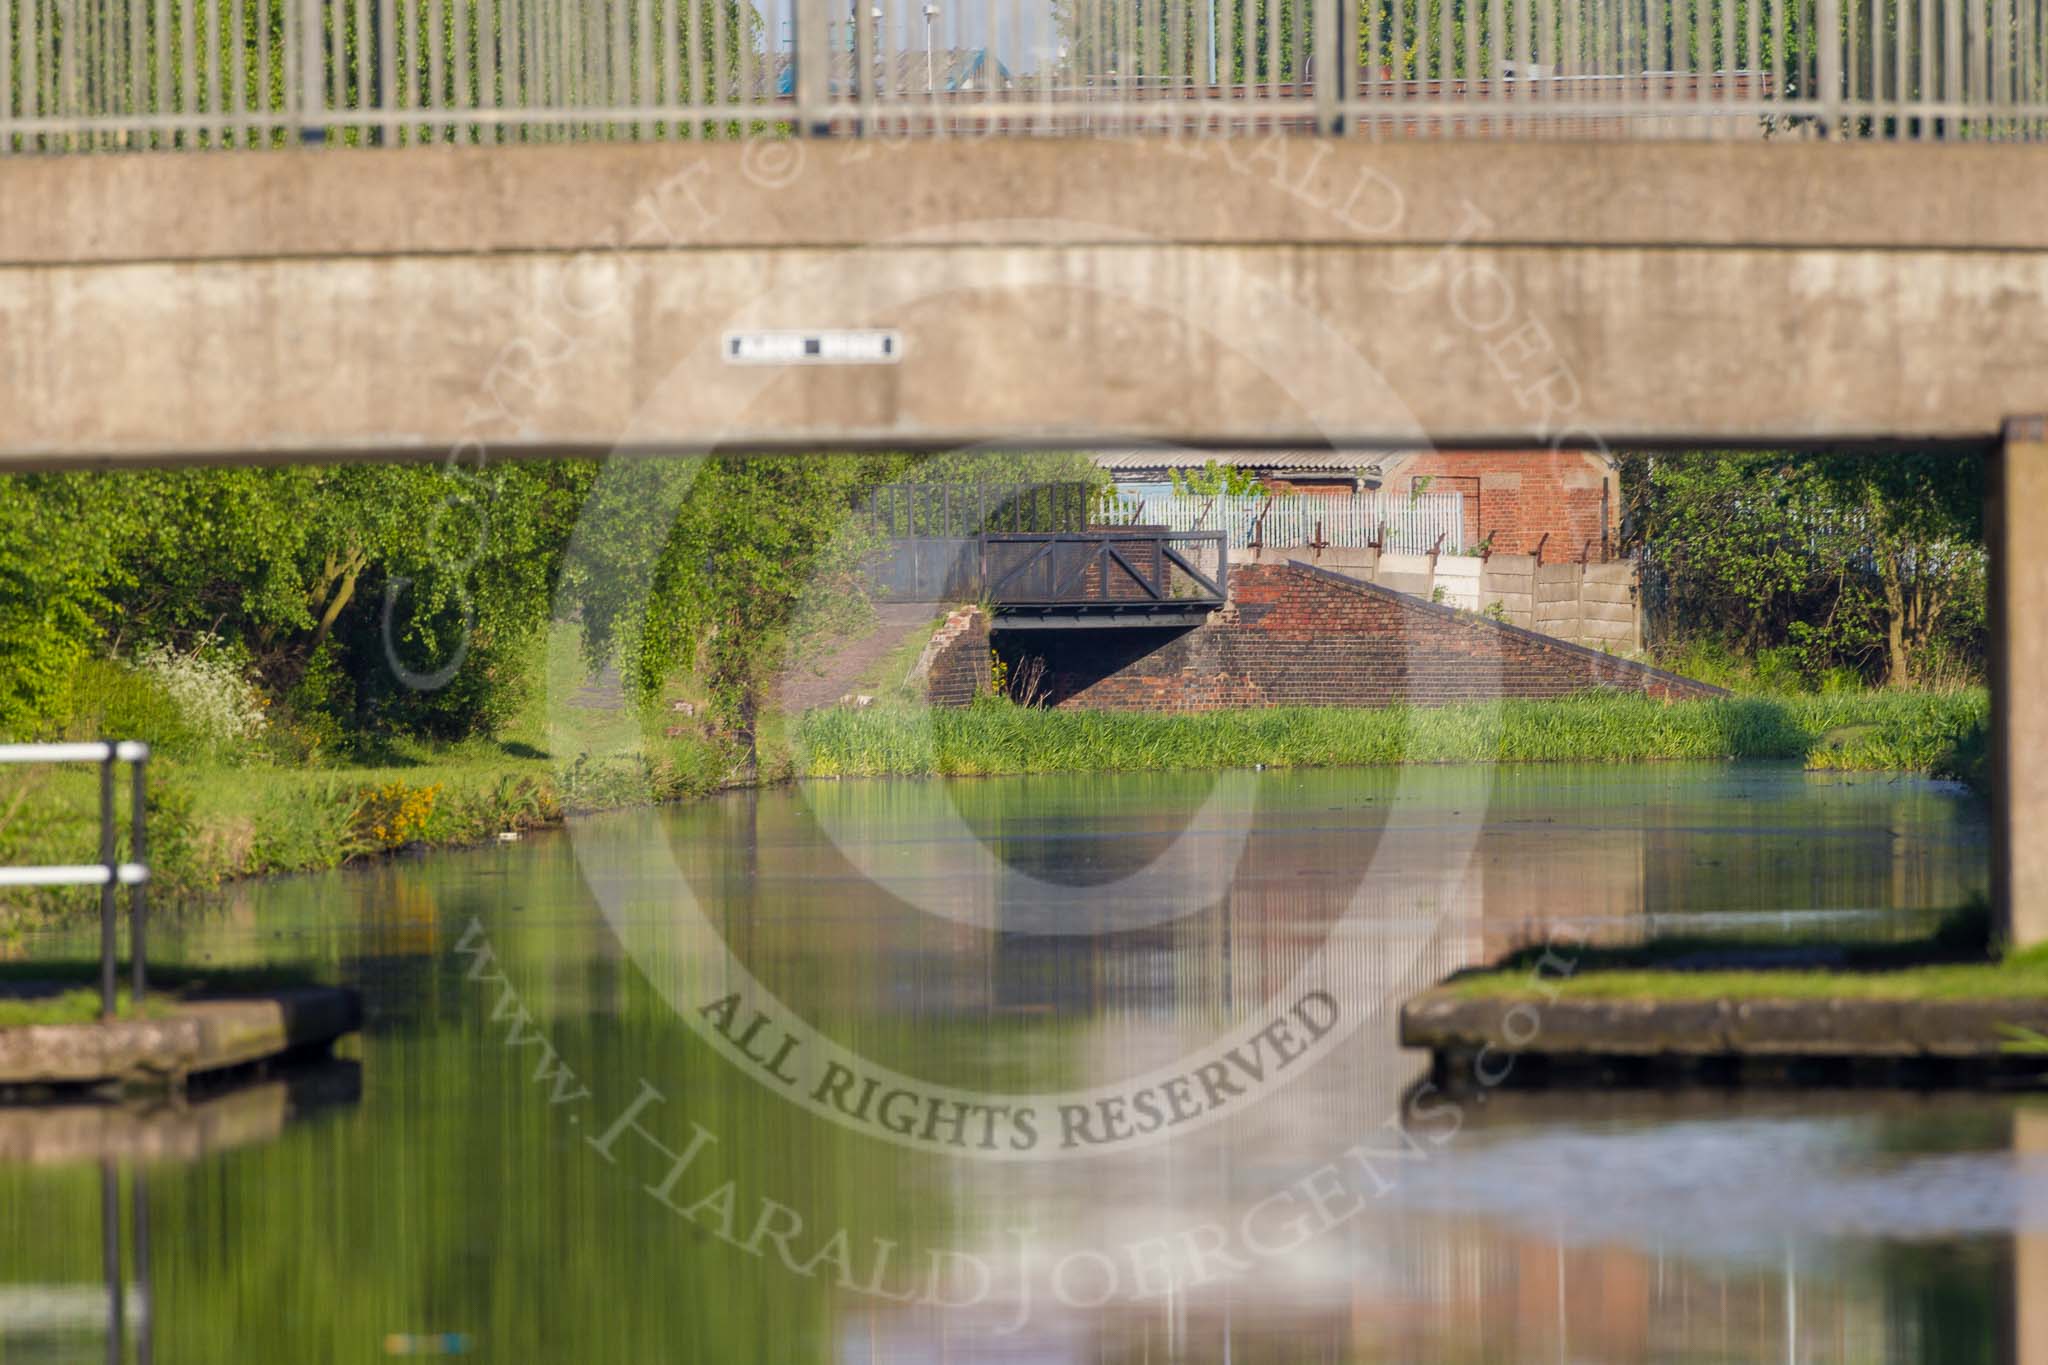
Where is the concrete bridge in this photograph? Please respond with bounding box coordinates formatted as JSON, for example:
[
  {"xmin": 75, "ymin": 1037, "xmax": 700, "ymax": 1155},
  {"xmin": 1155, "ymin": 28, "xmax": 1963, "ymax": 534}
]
[{"xmin": 4, "ymin": 139, "xmax": 2046, "ymax": 466}]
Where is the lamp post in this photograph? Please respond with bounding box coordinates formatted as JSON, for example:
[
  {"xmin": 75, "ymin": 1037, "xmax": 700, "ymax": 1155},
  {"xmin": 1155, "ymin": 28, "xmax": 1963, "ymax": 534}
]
[{"xmin": 923, "ymin": 4, "xmax": 938, "ymax": 92}]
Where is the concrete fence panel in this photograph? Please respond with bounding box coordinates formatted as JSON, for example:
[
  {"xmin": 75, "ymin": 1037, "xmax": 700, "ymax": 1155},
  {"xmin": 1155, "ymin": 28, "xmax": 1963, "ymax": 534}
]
[
  {"xmin": 1433, "ymin": 556, "xmax": 1484, "ymax": 611},
  {"xmin": 1481, "ymin": 554, "xmax": 1538, "ymax": 628}
]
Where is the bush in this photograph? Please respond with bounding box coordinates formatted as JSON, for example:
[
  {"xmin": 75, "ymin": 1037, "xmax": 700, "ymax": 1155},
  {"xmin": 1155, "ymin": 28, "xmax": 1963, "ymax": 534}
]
[
  {"xmin": 135, "ymin": 640, "xmax": 269, "ymax": 760},
  {"xmin": 56, "ymin": 657, "xmax": 202, "ymax": 756}
]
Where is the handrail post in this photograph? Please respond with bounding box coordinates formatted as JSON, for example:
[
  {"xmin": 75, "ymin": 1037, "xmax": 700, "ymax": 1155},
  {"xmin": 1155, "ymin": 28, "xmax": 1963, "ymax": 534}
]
[
  {"xmin": 130, "ymin": 749, "xmax": 148, "ymax": 1006},
  {"xmin": 796, "ymin": 0, "xmax": 833, "ymax": 136},
  {"xmin": 98, "ymin": 743, "xmax": 117, "ymax": 1021},
  {"xmin": 1313, "ymin": 0, "xmax": 1343, "ymax": 134},
  {"xmin": 1816, "ymin": 0, "xmax": 1842, "ymax": 134},
  {"xmin": 299, "ymin": 0, "xmax": 326, "ymax": 143}
]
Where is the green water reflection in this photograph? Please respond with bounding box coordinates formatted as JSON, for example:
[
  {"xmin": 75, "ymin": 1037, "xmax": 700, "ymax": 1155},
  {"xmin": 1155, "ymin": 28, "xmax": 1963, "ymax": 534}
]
[{"xmin": 3, "ymin": 762, "xmax": 2026, "ymax": 1363}]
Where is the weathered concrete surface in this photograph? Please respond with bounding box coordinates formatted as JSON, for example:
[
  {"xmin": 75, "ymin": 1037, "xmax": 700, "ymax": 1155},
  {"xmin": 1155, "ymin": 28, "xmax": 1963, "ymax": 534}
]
[
  {"xmin": 3, "ymin": 140, "xmax": 2047, "ymax": 467},
  {"xmin": 1993, "ymin": 420, "xmax": 2048, "ymax": 950},
  {"xmin": 0, "ymin": 987, "xmax": 361, "ymax": 1089},
  {"xmin": 12, "ymin": 140, "xmax": 2048, "ymax": 263},
  {"xmin": 1401, "ymin": 988, "xmax": 2048, "ymax": 1059}
]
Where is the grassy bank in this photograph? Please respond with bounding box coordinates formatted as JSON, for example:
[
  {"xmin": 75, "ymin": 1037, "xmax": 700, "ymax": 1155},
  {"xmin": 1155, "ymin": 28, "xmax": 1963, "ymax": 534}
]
[
  {"xmin": 0, "ymin": 735, "xmax": 740, "ymax": 930},
  {"xmin": 795, "ymin": 689, "xmax": 1989, "ymax": 780},
  {"xmin": 1448, "ymin": 955, "xmax": 2048, "ymax": 1003},
  {"xmin": 0, "ymin": 960, "xmax": 321, "ymax": 1026},
  {"xmin": 1446, "ymin": 902, "xmax": 2048, "ymax": 1005},
  {"xmin": 0, "ymin": 622, "xmax": 753, "ymax": 929}
]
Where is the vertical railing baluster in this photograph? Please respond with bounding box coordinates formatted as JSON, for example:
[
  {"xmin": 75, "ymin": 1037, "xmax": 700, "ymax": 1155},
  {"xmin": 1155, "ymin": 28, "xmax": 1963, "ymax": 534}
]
[
  {"xmin": 1842, "ymin": 0, "xmax": 1857, "ymax": 130},
  {"xmin": 1745, "ymin": 0, "xmax": 1760, "ymax": 130},
  {"xmin": 401, "ymin": 0, "xmax": 417, "ymax": 141},
  {"xmin": 855, "ymin": 0, "xmax": 872, "ymax": 133},
  {"xmin": 660, "ymin": 0, "xmax": 678, "ymax": 134},
  {"xmin": 692, "ymin": 0, "xmax": 708, "ymax": 133},
  {"xmin": 280, "ymin": 0, "xmax": 295, "ymax": 144},
  {"xmin": 609, "ymin": 0, "xmax": 627, "ymax": 134},
  {"xmin": 1, "ymin": 0, "xmax": 14, "ymax": 155},
  {"xmin": 253, "ymin": 0, "xmax": 268, "ymax": 145},
  {"xmin": 456, "ymin": 0, "xmax": 474, "ymax": 139},
  {"xmin": 478, "ymin": 0, "xmax": 497, "ymax": 141},
  {"xmin": 711, "ymin": 0, "xmax": 730, "ymax": 133},
  {"xmin": 427, "ymin": 0, "xmax": 443, "ymax": 140},
  {"xmin": 230, "ymin": 0, "xmax": 246, "ymax": 146},
  {"xmin": 1943, "ymin": 0, "xmax": 1960, "ymax": 135},
  {"xmin": 377, "ymin": 0, "xmax": 395, "ymax": 139},
  {"xmin": 326, "ymin": 0, "xmax": 345, "ymax": 137},
  {"xmin": 976, "ymin": 0, "xmax": 994, "ymax": 135},
  {"xmin": 631, "ymin": 0, "xmax": 648, "ymax": 137},
  {"xmin": 532, "ymin": 0, "xmax": 547, "ymax": 135},
  {"xmin": 349, "ymin": 0, "xmax": 367, "ymax": 142},
  {"xmin": 1536, "ymin": 0, "xmax": 1553, "ymax": 135},
  {"xmin": 1973, "ymin": 0, "xmax": 1991, "ymax": 134},
  {"xmin": 98, "ymin": 745, "xmax": 116, "ymax": 1020},
  {"xmin": 301, "ymin": 0, "xmax": 325, "ymax": 140},
  {"xmin": 1718, "ymin": 0, "xmax": 1735, "ymax": 132},
  {"xmin": 130, "ymin": 748, "xmax": 147, "ymax": 1004}
]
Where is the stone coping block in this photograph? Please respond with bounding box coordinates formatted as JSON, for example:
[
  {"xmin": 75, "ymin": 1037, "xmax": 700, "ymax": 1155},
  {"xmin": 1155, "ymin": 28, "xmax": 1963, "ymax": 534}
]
[
  {"xmin": 0, "ymin": 987, "xmax": 361, "ymax": 1088},
  {"xmin": 1401, "ymin": 988, "xmax": 2048, "ymax": 1059}
]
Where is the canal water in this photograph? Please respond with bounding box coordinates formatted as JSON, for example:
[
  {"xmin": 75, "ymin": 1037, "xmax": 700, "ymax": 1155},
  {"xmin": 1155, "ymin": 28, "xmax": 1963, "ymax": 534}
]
[{"xmin": 5, "ymin": 761, "xmax": 2036, "ymax": 1362}]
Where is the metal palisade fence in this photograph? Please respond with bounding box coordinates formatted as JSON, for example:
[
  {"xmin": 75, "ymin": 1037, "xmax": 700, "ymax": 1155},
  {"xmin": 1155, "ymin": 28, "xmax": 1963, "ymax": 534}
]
[
  {"xmin": 1, "ymin": 0, "xmax": 2044, "ymax": 150},
  {"xmin": 1112, "ymin": 490, "xmax": 1468, "ymax": 553}
]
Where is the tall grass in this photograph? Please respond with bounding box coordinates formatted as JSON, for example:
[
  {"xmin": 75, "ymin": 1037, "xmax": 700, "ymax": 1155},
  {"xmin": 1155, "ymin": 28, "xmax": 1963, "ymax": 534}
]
[
  {"xmin": 0, "ymin": 733, "xmax": 738, "ymax": 929},
  {"xmin": 795, "ymin": 690, "xmax": 1991, "ymax": 780}
]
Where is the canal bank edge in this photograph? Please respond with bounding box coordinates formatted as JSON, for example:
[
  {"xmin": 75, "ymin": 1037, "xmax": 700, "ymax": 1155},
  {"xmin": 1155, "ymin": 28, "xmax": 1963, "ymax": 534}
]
[
  {"xmin": 1399, "ymin": 989, "xmax": 2048, "ymax": 1086},
  {"xmin": 0, "ymin": 987, "xmax": 361, "ymax": 1091}
]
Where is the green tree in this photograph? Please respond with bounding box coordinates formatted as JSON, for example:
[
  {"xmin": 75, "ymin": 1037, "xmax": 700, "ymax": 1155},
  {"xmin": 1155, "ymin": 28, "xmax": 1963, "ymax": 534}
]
[
  {"xmin": 0, "ymin": 475, "xmax": 129, "ymax": 730},
  {"xmin": 1622, "ymin": 450, "xmax": 1985, "ymax": 689},
  {"xmin": 569, "ymin": 454, "xmax": 912, "ymax": 744}
]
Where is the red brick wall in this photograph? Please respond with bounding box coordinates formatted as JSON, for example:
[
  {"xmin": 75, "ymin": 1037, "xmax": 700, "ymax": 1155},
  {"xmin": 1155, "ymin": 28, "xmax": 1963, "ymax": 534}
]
[
  {"xmin": 1387, "ymin": 451, "xmax": 1616, "ymax": 564},
  {"xmin": 1010, "ymin": 563, "xmax": 1720, "ymax": 711},
  {"xmin": 925, "ymin": 609, "xmax": 991, "ymax": 707}
]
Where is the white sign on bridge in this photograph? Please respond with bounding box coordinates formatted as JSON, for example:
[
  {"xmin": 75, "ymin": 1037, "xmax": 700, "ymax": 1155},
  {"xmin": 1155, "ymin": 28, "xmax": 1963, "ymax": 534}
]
[{"xmin": 723, "ymin": 330, "xmax": 903, "ymax": 365}]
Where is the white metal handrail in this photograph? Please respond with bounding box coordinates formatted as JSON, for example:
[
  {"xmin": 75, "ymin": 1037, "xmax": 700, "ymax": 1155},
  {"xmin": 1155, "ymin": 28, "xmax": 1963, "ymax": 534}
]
[
  {"xmin": 0, "ymin": 740, "xmax": 152, "ymax": 1019},
  {"xmin": 0, "ymin": 742, "xmax": 151, "ymax": 764},
  {"xmin": 0, "ymin": 864, "xmax": 150, "ymax": 887}
]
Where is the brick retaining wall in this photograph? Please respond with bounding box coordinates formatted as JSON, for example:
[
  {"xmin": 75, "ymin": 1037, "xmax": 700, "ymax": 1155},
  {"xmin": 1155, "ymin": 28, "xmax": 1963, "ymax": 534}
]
[
  {"xmin": 1004, "ymin": 562, "xmax": 1720, "ymax": 711},
  {"xmin": 920, "ymin": 607, "xmax": 991, "ymax": 706}
]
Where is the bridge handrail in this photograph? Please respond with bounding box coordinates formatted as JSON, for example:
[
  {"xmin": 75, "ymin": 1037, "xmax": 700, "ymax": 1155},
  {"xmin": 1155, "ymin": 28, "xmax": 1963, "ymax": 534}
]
[
  {"xmin": 3, "ymin": 0, "xmax": 2043, "ymax": 154},
  {"xmin": 982, "ymin": 529, "xmax": 1228, "ymax": 608}
]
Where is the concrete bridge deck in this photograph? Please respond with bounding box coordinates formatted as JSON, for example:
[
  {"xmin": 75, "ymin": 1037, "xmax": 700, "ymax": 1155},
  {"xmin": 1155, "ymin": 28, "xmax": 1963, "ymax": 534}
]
[{"xmin": 3, "ymin": 138, "xmax": 2046, "ymax": 469}]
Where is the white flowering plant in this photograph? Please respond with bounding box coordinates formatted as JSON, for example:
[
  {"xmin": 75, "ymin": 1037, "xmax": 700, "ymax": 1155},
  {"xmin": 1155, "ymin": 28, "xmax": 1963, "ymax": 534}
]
[{"xmin": 134, "ymin": 639, "xmax": 269, "ymax": 758}]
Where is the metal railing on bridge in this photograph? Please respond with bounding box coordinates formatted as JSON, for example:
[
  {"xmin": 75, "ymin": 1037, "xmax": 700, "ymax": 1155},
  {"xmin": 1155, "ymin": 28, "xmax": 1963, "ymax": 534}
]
[
  {"xmin": 858, "ymin": 483, "xmax": 1228, "ymax": 620},
  {"xmin": 984, "ymin": 529, "xmax": 1228, "ymax": 624},
  {"xmin": 2, "ymin": 0, "xmax": 2043, "ymax": 152}
]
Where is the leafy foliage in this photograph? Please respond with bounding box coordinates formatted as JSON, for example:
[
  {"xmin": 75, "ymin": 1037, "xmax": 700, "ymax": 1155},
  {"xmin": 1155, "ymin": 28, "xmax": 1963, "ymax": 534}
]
[
  {"xmin": 1622, "ymin": 451, "xmax": 1985, "ymax": 689},
  {"xmin": 0, "ymin": 461, "xmax": 596, "ymax": 751}
]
